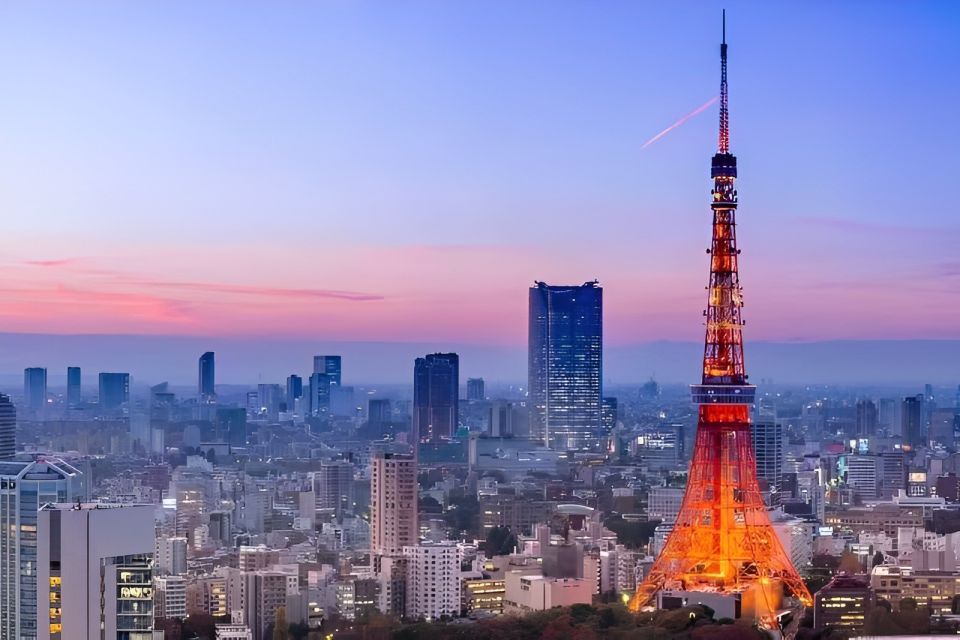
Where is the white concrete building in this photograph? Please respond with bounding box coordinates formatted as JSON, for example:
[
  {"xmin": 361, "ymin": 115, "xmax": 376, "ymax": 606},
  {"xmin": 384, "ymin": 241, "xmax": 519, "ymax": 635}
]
[
  {"xmin": 771, "ymin": 512, "xmax": 815, "ymax": 572},
  {"xmin": 403, "ymin": 542, "xmax": 462, "ymax": 620},
  {"xmin": 156, "ymin": 536, "xmax": 188, "ymax": 575},
  {"xmin": 37, "ymin": 503, "xmax": 154, "ymax": 640},
  {"xmin": 503, "ymin": 572, "xmax": 596, "ymax": 613},
  {"xmin": 155, "ymin": 575, "xmax": 188, "ymax": 620}
]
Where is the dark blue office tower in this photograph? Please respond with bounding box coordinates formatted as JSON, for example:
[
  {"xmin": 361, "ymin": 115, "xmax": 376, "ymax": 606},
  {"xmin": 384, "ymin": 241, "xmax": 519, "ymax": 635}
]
[
  {"xmin": 414, "ymin": 353, "xmax": 459, "ymax": 443},
  {"xmin": 313, "ymin": 355, "xmax": 342, "ymax": 386},
  {"xmin": 286, "ymin": 374, "xmax": 303, "ymax": 411},
  {"xmin": 24, "ymin": 367, "xmax": 47, "ymax": 411},
  {"xmin": 98, "ymin": 372, "xmax": 130, "ymax": 411},
  {"xmin": 67, "ymin": 367, "xmax": 81, "ymax": 408},
  {"xmin": 198, "ymin": 352, "xmax": 216, "ymax": 401},
  {"xmin": 528, "ymin": 281, "xmax": 603, "ymax": 451}
]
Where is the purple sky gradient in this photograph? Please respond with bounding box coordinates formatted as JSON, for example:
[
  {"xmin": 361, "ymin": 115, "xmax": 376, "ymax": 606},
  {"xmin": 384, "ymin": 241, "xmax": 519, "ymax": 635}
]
[{"xmin": 0, "ymin": 2, "xmax": 957, "ymax": 349}]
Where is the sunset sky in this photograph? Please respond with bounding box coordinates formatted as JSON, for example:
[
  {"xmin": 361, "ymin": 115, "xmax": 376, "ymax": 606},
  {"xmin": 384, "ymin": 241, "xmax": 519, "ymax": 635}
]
[{"xmin": 1, "ymin": 1, "xmax": 958, "ymax": 348}]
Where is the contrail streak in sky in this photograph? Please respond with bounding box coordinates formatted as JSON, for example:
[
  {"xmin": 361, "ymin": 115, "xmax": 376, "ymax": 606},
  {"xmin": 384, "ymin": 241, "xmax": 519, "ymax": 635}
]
[{"xmin": 641, "ymin": 96, "xmax": 719, "ymax": 149}]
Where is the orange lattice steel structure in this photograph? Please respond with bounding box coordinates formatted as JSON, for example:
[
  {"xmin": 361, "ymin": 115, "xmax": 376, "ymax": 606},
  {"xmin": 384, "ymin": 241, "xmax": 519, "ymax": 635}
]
[{"xmin": 628, "ymin": 13, "xmax": 813, "ymax": 621}]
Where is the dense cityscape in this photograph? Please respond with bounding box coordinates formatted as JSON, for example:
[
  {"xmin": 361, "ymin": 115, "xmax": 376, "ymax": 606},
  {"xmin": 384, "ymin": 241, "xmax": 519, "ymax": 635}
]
[{"xmin": 1, "ymin": 4, "xmax": 958, "ymax": 640}]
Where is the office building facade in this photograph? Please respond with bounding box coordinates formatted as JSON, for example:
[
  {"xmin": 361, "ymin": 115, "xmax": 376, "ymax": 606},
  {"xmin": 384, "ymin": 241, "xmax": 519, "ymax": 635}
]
[
  {"xmin": 0, "ymin": 460, "xmax": 84, "ymax": 640},
  {"xmin": 66, "ymin": 367, "xmax": 81, "ymax": 408},
  {"xmin": 198, "ymin": 352, "xmax": 216, "ymax": 401},
  {"xmin": 98, "ymin": 373, "xmax": 130, "ymax": 411},
  {"xmin": 413, "ymin": 353, "xmax": 459, "ymax": 443},
  {"xmin": 466, "ymin": 378, "xmax": 485, "ymax": 402},
  {"xmin": 0, "ymin": 395, "xmax": 14, "ymax": 460},
  {"xmin": 751, "ymin": 421, "xmax": 784, "ymax": 497},
  {"xmin": 24, "ymin": 367, "xmax": 47, "ymax": 411},
  {"xmin": 308, "ymin": 373, "xmax": 333, "ymax": 418},
  {"xmin": 902, "ymin": 394, "xmax": 925, "ymax": 447},
  {"xmin": 313, "ymin": 355, "xmax": 342, "ymax": 386},
  {"xmin": 286, "ymin": 374, "xmax": 303, "ymax": 412},
  {"xmin": 528, "ymin": 281, "xmax": 603, "ymax": 451}
]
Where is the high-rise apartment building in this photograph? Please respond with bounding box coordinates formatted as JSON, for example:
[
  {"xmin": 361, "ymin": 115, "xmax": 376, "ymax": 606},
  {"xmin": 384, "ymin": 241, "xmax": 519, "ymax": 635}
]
[
  {"xmin": 0, "ymin": 459, "xmax": 84, "ymax": 640},
  {"xmin": 241, "ymin": 571, "xmax": 289, "ymax": 640},
  {"xmin": 902, "ymin": 394, "xmax": 925, "ymax": 447},
  {"xmin": 98, "ymin": 373, "xmax": 130, "ymax": 411},
  {"xmin": 37, "ymin": 503, "xmax": 154, "ymax": 640},
  {"xmin": 413, "ymin": 353, "xmax": 459, "ymax": 443},
  {"xmin": 314, "ymin": 460, "xmax": 355, "ymax": 519},
  {"xmin": 154, "ymin": 575, "xmax": 188, "ymax": 620},
  {"xmin": 313, "ymin": 355, "xmax": 342, "ymax": 386},
  {"xmin": 0, "ymin": 394, "xmax": 15, "ymax": 460},
  {"xmin": 528, "ymin": 281, "xmax": 603, "ymax": 451},
  {"xmin": 370, "ymin": 451, "xmax": 418, "ymax": 556},
  {"xmin": 23, "ymin": 367, "xmax": 47, "ymax": 411},
  {"xmin": 404, "ymin": 542, "xmax": 462, "ymax": 620},
  {"xmin": 66, "ymin": 367, "xmax": 81, "ymax": 408},
  {"xmin": 198, "ymin": 352, "xmax": 216, "ymax": 401},
  {"xmin": 466, "ymin": 378, "xmax": 485, "ymax": 402},
  {"xmin": 751, "ymin": 421, "xmax": 784, "ymax": 497}
]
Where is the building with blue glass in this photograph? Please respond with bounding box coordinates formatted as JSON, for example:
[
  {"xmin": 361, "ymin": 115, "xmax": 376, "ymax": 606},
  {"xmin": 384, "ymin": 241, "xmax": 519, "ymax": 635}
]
[
  {"xmin": 414, "ymin": 353, "xmax": 459, "ymax": 443},
  {"xmin": 528, "ymin": 281, "xmax": 603, "ymax": 451},
  {"xmin": 198, "ymin": 351, "xmax": 216, "ymax": 402}
]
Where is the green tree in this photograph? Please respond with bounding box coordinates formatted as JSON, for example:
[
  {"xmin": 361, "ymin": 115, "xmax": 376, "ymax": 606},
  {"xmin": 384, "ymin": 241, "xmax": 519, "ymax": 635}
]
[
  {"xmin": 872, "ymin": 550, "xmax": 885, "ymax": 568},
  {"xmin": 485, "ymin": 526, "xmax": 518, "ymax": 556}
]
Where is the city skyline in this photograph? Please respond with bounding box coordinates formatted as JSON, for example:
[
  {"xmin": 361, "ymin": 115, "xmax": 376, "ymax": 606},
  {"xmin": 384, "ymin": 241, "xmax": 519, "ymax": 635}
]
[
  {"xmin": 0, "ymin": 7, "xmax": 957, "ymax": 638},
  {"xmin": 0, "ymin": 3, "xmax": 958, "ymax": 347}
]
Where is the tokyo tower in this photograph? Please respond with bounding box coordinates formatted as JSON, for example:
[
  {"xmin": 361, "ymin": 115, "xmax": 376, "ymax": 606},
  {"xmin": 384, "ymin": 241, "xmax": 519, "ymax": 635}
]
[{"xmin": 628, "ymin": 13, "xmax": 813, "ymax": 621}]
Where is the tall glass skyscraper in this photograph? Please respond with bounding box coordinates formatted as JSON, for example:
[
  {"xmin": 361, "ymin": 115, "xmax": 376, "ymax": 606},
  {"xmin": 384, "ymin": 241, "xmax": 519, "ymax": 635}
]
[
  {"xmin": 0, "ymin": 395, "xmax": 14, "ymax": 460},
  {"xmin": 98, "ymin": 373, "xmax": 130, "ymax": 412},
  {"xmin": 528, "ymin": 281, "xmax": 603, "ymax": 451},
  {"xmin": 198, "ymin": 351, "xmax": 216, "ymax": 402},
  {"xmin": 66, "ymin": 367, "xmax": 81, "ymax": 409},
  {"xmin": 23, "ymin": 368, "xmax": 47, "ymax": 411},
  {"xmin": 413, "ymin": 353, "xmax": 459, "ymax": 443},
  {"xmin": 313, "ymin": 355, "xmax": 342, "ymax": 386}
]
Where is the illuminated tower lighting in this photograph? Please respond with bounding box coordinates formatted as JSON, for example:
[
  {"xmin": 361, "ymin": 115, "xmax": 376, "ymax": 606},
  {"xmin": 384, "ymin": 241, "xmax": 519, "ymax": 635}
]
[{"xmin": 628, "ymin": 12, "xmax": 813, "ymax": 625}]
